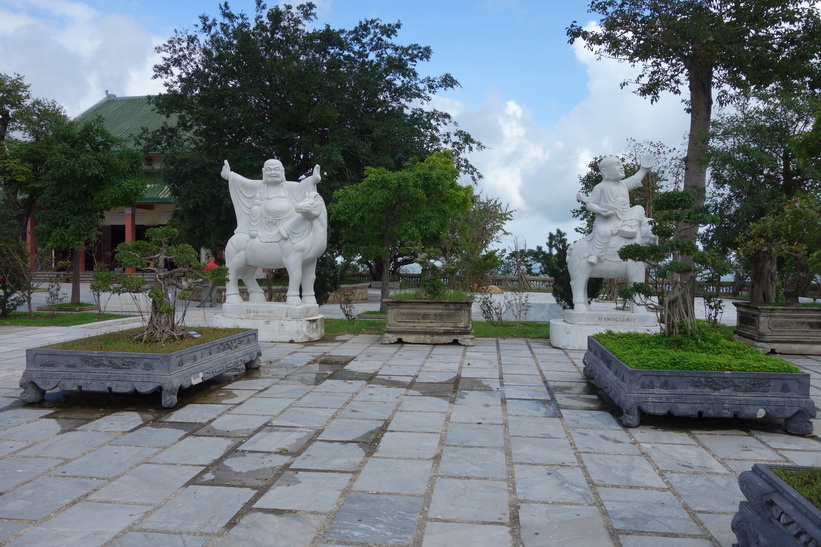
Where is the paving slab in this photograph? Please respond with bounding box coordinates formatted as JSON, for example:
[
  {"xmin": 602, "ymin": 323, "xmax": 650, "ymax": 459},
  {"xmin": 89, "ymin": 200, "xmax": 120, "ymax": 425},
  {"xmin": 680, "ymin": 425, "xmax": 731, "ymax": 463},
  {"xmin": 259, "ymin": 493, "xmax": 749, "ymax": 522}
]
[{"xmin": 1, "ymin": 314, "xmax": 819, "ymax": 546}]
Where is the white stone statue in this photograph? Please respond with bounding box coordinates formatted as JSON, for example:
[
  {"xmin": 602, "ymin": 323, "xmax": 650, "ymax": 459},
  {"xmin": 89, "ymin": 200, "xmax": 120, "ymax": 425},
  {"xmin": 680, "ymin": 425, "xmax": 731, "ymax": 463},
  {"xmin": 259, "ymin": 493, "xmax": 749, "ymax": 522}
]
[
  {"xmin": 567, "ymin": 155, "xmax": 657, "ymax": 311},
  {"xmin": 221, "ymin": 159, "xmax": 327, "ymax": 306}
]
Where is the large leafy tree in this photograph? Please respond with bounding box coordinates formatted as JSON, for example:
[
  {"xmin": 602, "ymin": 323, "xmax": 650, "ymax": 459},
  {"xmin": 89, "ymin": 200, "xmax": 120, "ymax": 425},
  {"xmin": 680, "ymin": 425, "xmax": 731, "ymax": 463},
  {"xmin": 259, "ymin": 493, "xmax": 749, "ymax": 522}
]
[
  {"xmin": 149, "ymin": 2, "xmax": 482, "ymax": 254},
  {"xmin": 36, "ymin": 118, "xmax": 145, "ymax": 302},
  {"xmin": 331, "ymin": 151, "xmax": 472, "ymax": 307},
  {"xmin": 0, "ymin": 72, "xmax": 68, "ymax": 238},
  {"xmin": 705, "ymin": 93, "xmax": 820, "ymax": 303},
  {"xmin": 567, "ymin": 0, "xmax": 821, "ymax": 237}
]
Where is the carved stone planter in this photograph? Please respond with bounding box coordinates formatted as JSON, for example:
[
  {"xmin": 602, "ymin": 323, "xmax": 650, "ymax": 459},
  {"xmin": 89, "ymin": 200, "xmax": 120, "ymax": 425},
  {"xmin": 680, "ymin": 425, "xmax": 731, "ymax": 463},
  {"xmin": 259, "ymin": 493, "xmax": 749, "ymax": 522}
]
[
  {"xmin": 382, "ymin": 298, "xmax": 474, "ymax": 346},
  {"xmin": 582, "ymin": 336, "xmax": 815, "ymax": 434},
  {"xmin": 732, "ymin": 463, "xmax": 821, "ymax": 546},
  {"xmin": 735, "ymin": 303, "xmax": 821, "ymax": 354},
  {"xmin": 20, "ymin": 330, "xmax": 261, "ymax": 408}
]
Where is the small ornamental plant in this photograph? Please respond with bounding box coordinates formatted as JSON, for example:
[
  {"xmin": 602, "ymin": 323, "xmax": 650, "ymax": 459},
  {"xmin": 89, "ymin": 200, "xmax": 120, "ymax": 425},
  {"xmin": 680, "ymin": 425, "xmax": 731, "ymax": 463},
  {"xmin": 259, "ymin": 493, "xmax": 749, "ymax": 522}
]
[
  {"xmin": 108, "ymin": 226, "xmax": 213, "ymax": 343},
  {"xmin": 617, "ymin": 190, "xmax": 730, "ymax": 339}
]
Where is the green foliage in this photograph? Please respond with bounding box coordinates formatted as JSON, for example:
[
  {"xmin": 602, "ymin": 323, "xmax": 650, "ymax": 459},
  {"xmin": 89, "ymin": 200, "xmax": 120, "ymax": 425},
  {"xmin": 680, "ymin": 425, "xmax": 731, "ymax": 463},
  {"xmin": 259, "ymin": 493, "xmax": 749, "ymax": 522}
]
[
  {"xmin": 113, "ymin": 226, "xmax": 208, "ymax": 343},
  {"xmin": 594, "ymin": 323, "xmax": 800, "ymax": 373},
  {"xmin": 737, "ymin": 193, "xmax": 821, "ymax": 304},
  {"xmin": 332, "ymin": 151, "xmax": 472, "ymax": 302},
  {"xmin": 568, "ymin": 0, "xmax": 821, "ymax": 233},
  {"xmin": 148, "ymin": 3, "xmax": 482, "ymax": 252},
  {"xmin": 390, "ymin": 289, "xmax": 469, "ymax": 301},
  {"xmin": 544, "ymin": 229, "xmax": 602, "ymax": 309},
  {"xmin": 705, "ymin": 92, "xmax": 820, "ymax": 303},
  {"xmin": 321, "ymin": 318, "xmax": 549, "ymax": 340},
  {"xmin": 441, "ymin": 193, "xmax": 511, "ymax": 291},
  {"xmin": 773, "ymin": 467, "xmax": 821, "ymax": 509},
  {"xmin": 36, "ymin": 117, "xmax": 145, "ymax": 251},
  {"xmin": 0, "ymin": 206, "xmax": 27, "ymax": 318},
  {"xmin": 618, "ymin": 190, "xmax": 729, "ymax": 337},
  {"xmin": 312, "ymin": 252, "xmax": 351, "ymax": 306}
]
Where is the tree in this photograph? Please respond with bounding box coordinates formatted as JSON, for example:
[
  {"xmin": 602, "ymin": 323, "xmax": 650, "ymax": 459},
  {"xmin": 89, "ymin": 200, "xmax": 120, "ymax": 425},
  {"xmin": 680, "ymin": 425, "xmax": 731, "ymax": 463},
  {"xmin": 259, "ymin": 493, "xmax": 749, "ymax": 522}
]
[
  {"xmin": 567, "ymin": 1, "xmax": 821, "ymax": 240},
  {"xmin": 331, "ymin": 151, "xmax": 472, "ymax": 307},
  {"xmin": 113, "ymin": 226, "xmax": 205, "ymax": 343},
  {"xmin": 441, "ymin": 193, "xmax": 511, "ymax": 291},
  {"xmin": 705, "ymin": 92, "xmax": 820, "ymax": 302},
  {"xmin": 36, "ymin": 118, "xmax": 146, "ymax": 303},
  {"xmin": 148, "ymin": 2, "xmax": 482, "ymax": 255},
  {"xmin": 736, "ymin": 193, "xmax": 821, "ymax": 305},
  {"xmin": 0, "ymin": 72, "xmax": 69, "ymax": 238},
  {"xmin": 544, "ymin": 228, "xmax": 604, "ymax": 309},
  {"xmin": 619, "ymin": 191, "xmax": 728, "ymax": 337}
]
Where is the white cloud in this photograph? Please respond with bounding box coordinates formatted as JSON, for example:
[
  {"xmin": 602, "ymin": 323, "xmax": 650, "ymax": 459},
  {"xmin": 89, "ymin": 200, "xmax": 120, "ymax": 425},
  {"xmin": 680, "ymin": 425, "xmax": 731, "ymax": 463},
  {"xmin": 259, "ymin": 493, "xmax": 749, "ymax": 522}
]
[
  {"xmin": 0, "ymin": 1, "xmax": 164, "ymax": 117},
  {"xmin": 443, "ymin": 31, "xmax": 689, "ymax": 250}
]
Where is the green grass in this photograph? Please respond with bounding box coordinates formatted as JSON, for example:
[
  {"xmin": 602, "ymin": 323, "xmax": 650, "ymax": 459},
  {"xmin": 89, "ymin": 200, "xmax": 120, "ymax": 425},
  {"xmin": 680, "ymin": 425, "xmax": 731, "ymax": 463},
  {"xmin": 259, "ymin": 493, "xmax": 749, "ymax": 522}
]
[
  {"xmin": 323, "ymin": 318, "xmax": 548, "ymax": 339},
  {"xmin": 51, "ymin": 327, "xmax": 248, "ymax": 353},
  {"xmin": 43, "ymin": 302, "xmax": 96, "ymax": 308},
  {"xmin": 593, "ymin": 322, "xmax": 801, "ymax": 373},
  {"xmin": 0, "ymin": 311, "xmax": 130, "ymax": 327},
  {"xmin": 773, "ymin": 467, "xmax": 821, "ymax": 509}
]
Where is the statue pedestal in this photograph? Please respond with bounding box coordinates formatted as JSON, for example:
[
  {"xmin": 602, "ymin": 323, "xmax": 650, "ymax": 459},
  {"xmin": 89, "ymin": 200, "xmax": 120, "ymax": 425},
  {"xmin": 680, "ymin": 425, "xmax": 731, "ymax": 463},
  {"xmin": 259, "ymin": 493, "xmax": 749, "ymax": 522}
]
[
  {"xmin": 212, "ymin": 303, "xmax": 324, "ymax": 343},
  {"xmin": 550, "ymin": 306, "xmax": 658, "ymax": 351}
]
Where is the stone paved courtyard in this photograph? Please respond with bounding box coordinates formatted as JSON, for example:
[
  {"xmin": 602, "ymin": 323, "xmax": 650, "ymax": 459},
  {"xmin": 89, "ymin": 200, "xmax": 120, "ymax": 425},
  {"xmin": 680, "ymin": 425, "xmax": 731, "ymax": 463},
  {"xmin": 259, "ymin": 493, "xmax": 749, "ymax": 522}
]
[{"xmin": 0, "ymin": 293, "xmax": 819, "ymax": 546}]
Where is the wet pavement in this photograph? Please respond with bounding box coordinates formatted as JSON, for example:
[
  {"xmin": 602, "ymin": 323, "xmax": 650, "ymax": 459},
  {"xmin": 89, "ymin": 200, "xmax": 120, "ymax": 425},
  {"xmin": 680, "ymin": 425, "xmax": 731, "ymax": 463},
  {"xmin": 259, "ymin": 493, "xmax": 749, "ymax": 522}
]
[{"xmin": 0, "ymin": 289, "xmax": 818, "ymax": 546}]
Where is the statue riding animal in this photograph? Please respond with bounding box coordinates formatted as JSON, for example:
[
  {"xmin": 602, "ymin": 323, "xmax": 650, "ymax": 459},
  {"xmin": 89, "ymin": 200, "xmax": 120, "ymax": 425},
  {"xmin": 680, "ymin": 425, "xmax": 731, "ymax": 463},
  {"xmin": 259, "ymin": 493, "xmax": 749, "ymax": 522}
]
[
  {"xmin": 569, "ymin": 154, "xmax": 657, "ymax": 311},
  {"xmin": 567, "ymin": 221, "xmax": 656, "ymax": 311},
  {"xmin": 221, "ymin": 160, "xmax": 327, "ymax": 306}
]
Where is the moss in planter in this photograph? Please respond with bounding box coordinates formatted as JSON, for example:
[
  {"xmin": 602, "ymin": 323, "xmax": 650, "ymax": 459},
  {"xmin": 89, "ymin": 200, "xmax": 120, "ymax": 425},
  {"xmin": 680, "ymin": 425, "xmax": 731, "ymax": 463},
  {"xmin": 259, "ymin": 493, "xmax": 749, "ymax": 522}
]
[
  {"xmin": 593, "ymin": 322, "xmax": 801, "ymax": 373},
  {"xmin": 51, "ymin": 327, "xmax": 247, "ymax": 353},
  {"xmin": 773, "ymin": 467, "xmax": 821, "ymax": 509},
  {"xmin": 389, "ymin": 290, "xmax": 470, "ymax": 300}
]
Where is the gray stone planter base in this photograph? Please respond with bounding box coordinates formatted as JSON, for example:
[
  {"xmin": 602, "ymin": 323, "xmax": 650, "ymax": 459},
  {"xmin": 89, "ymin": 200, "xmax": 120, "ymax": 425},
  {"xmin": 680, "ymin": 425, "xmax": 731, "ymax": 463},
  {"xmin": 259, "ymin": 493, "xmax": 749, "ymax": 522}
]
[
  {"xmin": 582, "ymin": 337, "xmax": 816, "ymax": 435},
  {"xmin": 21, "ymin": 330, "xmax": 261, "ymax": 408},
  {"xmin": 382, "ymin": 298, "xmax": 474, "ymax": 346},
  {"xmin": 732, "ymin": 463, "xmax": 821, "ymax": 546}
]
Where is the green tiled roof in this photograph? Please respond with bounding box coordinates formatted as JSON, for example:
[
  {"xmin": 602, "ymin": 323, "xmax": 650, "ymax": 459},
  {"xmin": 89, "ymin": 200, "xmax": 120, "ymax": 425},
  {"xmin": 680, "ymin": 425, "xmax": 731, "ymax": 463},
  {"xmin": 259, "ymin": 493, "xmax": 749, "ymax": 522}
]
[
  {"xmin": 76, "ymin": 96, "xmax": 178, "ymax": 204},
  {"xmin": 141, "ymin": 169, "xmax": 173, "ymax": 202},
  {"xmin": 75, "ymin": 95, "xmax": 176, "ymax": 152}
]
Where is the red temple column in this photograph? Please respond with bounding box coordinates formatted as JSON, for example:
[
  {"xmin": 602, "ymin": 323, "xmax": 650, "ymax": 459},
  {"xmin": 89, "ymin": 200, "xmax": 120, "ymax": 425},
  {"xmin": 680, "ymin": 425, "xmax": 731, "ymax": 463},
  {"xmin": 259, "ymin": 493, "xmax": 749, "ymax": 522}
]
[{"xmin": 124, "ymin": 207, "xmax": 136, "ymax": 273}]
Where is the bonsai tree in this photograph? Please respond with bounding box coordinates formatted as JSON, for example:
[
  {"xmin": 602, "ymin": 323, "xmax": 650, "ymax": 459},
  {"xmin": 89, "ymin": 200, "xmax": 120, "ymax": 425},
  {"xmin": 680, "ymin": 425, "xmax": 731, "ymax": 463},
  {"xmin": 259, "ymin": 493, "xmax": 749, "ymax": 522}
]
[
  {"xmin": 618, "ymin": 190, "xmax": 730, "ymax": 337},
  {"xmin": 736, "ymin": 193, "xmax": 821, "ymax": 305},
  {"xmin": 112, "ymin": 226, "xmax": 207, "ymax": 343}
]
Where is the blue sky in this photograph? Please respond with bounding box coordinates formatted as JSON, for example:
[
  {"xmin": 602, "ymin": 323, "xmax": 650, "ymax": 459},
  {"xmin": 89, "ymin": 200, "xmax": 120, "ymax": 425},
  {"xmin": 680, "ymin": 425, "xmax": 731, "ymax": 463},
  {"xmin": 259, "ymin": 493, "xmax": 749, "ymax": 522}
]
[{"xmin": 0, "ymin": 0, "xmax": 691, "ymax": 249}]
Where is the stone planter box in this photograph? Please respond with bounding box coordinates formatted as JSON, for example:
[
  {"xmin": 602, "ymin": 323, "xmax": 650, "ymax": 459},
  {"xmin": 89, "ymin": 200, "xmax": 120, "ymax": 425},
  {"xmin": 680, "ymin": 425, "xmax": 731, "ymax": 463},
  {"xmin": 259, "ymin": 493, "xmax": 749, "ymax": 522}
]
[
  {"xmin": 582, "ymin": 336, "xmax": 815, "ymax": 434},
  {"xmin": 20, "ymin": 329, "xmax": 261, "ymax": 408},
  {"xmin": 326, "ymin": 283, "xmax": 370, "ymax": 304},
  {"xmin": 382, "ymin": 298, "xmax": 474, "ymax": 345},
  {"xmin": 732, "ymin": 463, "xmax": 821, "ymax": 546},
  {"xmin": 735, "ymin": 302, "xmax": 821, "ymax": 354}
]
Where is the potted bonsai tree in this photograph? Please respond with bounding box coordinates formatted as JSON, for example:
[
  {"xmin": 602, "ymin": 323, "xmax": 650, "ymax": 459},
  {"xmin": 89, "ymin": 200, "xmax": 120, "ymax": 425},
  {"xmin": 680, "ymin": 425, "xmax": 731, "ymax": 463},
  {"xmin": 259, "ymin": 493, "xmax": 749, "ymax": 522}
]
[
  {"xmin": 382, "ymin": 250, "xmax": 475, "ymax": 345},
  {"xmin": 582, "ymin": 191, "xmax": 815, "ymax": 434},
  {"xmin": 20, "ymin": 226, "xmax": 261, "ymax": 407},
  {"xmin": 734, "ymin": 193, "xmax": 821, "ymax": 354}
]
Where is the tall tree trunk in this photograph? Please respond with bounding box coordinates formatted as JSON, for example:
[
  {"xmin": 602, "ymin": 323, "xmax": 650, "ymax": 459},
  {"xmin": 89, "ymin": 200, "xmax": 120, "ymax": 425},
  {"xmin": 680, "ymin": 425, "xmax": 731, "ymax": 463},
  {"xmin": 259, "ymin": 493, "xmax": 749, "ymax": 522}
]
[
  {"xmin": 750, "ymin": 251, "xmax": 778, "ymax": 304},
  {"xmin": 379, "ymin": 251, "xmax": 391, "ymax": 313},
  {"xmin": 683, "ymin": 61, "xmax": 714, "ymax": 238}
]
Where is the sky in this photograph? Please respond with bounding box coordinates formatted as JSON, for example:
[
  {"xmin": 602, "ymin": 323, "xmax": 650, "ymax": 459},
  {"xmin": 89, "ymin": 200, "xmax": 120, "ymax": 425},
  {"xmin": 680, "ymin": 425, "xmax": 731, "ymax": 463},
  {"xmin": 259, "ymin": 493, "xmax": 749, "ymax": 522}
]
[{"xmin": 0, "ymin": 0, "xmax": 692, "ymax": 251}]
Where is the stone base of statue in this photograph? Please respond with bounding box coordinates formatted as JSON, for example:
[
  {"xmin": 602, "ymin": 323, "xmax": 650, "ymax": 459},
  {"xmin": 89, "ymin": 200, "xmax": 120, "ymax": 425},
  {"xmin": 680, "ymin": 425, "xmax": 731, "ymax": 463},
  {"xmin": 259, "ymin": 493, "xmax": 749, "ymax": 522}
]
[
  {"xmin": 212, "ymin": 303, "xmax": 324, "ymax": 343},
  {"xmin": 550, "ymin": 304, "xmax": 658, "ymax": 351}
]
